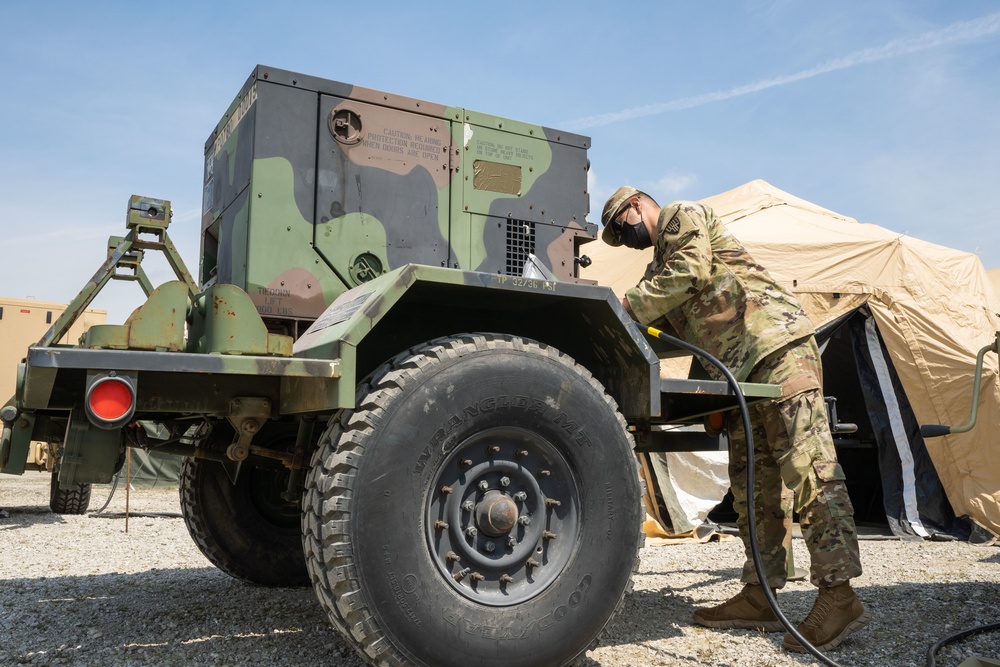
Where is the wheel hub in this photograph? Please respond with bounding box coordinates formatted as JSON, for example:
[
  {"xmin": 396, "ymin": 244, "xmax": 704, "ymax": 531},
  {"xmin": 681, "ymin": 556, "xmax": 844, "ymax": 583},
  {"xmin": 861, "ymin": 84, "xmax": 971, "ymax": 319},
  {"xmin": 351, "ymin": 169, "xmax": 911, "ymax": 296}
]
[
  {"xmin": 425, "ymin": 427, "xmax": 580, "ymax": 606},
  {"xmin": 475, "ymin": 490, "xmax": 518, "ymax": 536}
]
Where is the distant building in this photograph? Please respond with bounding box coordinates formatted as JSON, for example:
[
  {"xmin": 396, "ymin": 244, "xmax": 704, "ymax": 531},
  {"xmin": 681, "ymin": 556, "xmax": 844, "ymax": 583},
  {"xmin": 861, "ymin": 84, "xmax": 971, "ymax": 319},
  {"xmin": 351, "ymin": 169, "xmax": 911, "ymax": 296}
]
[
  {"xmin": 1, "ymin": 297, "xmax": 106, "ymax": 402},
  {"xmin": 1, "ymin": 297, "xmax": 178, "ymax": 489}
]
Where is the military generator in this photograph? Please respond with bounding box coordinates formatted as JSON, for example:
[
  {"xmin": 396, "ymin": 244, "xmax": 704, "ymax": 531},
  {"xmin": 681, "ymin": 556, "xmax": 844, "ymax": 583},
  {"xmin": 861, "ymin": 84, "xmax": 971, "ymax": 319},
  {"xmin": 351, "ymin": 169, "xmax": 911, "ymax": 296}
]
[{"xmin": 0, "ymin": 66, "xmax": 775, "ymax": 667}]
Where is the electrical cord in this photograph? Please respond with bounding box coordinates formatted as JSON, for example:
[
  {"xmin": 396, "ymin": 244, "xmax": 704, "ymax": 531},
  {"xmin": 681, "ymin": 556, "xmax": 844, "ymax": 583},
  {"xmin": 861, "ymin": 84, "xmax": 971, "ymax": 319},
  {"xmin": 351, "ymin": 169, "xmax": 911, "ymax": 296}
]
[
  {"xmin": 646, "ymin": 326, "xmax": 843, "ymax": 667},
  {"xmin": 926, "ymin": 621, "xmax": 1000, "ymax": 667},
  {"xmin": 91, "ymin": 458, "xmax": 183, "ymax": 519},
  {"xmin": 94, "ymin": 471, "xmax": 121, "ymax": 513}
]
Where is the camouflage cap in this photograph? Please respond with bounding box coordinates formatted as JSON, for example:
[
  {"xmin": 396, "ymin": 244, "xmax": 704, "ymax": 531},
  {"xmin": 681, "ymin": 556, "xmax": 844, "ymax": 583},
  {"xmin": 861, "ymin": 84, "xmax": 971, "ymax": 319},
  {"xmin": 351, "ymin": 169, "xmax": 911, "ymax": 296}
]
[{"xmin": 600, "ymin": 185, "xmax": 641, "ymax": 246}]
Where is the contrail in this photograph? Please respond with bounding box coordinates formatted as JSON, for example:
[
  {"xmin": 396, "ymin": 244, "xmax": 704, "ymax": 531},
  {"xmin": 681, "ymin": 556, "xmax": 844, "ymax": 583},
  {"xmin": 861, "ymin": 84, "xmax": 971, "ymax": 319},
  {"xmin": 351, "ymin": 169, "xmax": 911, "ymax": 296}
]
[{"xmin": 563, "ymin": 12, "xmax": 1000, "ymax": 131}]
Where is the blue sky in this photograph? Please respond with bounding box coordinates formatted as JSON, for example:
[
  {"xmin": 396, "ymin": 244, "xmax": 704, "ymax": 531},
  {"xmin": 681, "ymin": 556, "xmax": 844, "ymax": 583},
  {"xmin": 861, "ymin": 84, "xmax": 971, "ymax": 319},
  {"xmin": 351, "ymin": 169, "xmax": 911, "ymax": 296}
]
[{"xmin": 1, "ymin": 1, "xmax": 998, "ymax": 322}]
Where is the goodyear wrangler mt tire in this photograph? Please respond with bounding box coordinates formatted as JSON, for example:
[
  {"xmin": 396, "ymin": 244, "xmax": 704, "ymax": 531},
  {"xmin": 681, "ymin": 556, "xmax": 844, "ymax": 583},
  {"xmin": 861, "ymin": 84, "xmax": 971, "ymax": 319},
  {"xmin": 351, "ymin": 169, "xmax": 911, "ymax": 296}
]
[
  {"xmin": 302, "ymin": 333, "xmax": 643, "ymax": 667},
  {"xmin": 180, "ymin": 457, "xmax": 308, "ymax": 586}
]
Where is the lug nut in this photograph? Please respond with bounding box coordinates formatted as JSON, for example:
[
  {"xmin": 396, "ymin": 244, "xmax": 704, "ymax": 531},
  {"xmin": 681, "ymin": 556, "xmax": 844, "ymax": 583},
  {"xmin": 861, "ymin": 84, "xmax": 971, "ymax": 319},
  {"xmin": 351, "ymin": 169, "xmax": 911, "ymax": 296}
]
[
  {"xmin": 484, "ymin": 541, "xmax": 496, "ymax": 553},
  {"xmin": 515, "ymin": 449, "xmax": 529, "ymax": 458},
  {"xmin": 499, "ymin": 476, "xmax": 510, "ymax": 487},
  {"xmin": 470, "ymin": 572, "xmax": 485, "ymax": 582},
  {"xmin": 538, "ymin": 469, "xmax": 551, "ymax": 477},
  {"xmin": 500, "ymin": 574, "xmax": 514, "ymax": 585},
  {"xmin": 478, "ymin": 480, "xmax": 489, "ymax": 492},
  {"xmin": 542, "ymin": 530, "xmax": 557, "ymax": 541},
  {"xmin": 446, "ymin": 551, "xmax": 461, "ymax": 563},
  {"xmin": 518, "ymin": 516, "xmax": 531, "ymax": 527},
  {"xmin": 513, "ymin": 491, "xmax": 527, "ymax": 502},
  {"xmin": 526, "ymin": 558, "xmax": 541, "ymax": 569},
  {"xmin": 487, "ymin": 444, "xmax": 500, "ymax": 454},
  {"xmin": 466, "ymin": 526, "xmax": 478, "ymax": 538},
  {"xmin": 440, "ymin": 485, "xmax": 453, "ymax": 495},
  {"xmin": 507, "ymin": 536, "xmax": 517, "ymax": 548},
  {"xmin": 454, "ymin": 568, "xmax": 471, "ymax": 581},
  {"xmin": 545, "ymin": 498, "xmax": 562, "ymax": 508},
  {"xmin": 460, "ymin": 458, "xmax": 473, "ymax": 468},
  {"xmin": 435, "ymin": 521, "xmax": 449, "ymax": 531},
  {"xmin": 462, "ymin": 500, "xmax": 474, "ymax": 512}
]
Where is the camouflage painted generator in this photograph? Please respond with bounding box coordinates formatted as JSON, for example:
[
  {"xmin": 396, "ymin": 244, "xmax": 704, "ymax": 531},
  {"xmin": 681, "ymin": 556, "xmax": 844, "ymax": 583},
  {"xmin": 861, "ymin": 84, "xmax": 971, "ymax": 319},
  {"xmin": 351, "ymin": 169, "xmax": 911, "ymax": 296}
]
[
  {"xmin": 1, "ymin": 66, "xmax": 776, "ymax": 667},
  {"xmin": 201, "ymin": 66, "xmax": 595, "ymax": 335}
]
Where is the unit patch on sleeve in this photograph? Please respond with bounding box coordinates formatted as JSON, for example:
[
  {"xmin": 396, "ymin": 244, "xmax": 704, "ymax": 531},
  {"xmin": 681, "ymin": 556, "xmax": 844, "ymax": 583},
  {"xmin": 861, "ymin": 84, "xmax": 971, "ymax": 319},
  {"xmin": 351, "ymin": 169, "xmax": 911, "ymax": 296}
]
[{"xmin": 665, "ymin": 214, "xmax": 681, "ymax": 235}]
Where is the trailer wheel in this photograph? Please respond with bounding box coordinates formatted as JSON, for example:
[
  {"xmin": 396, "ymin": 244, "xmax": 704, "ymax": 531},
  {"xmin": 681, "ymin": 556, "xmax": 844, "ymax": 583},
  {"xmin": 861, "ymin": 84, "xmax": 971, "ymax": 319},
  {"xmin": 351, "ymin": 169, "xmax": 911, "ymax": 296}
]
[
  {"xmin": 303, "ymin": 333, "xmax": 643, "ymax": 667},
  {"xmin": 180, "ymin": 457, "xmax": 308, "ymax": 586},
  {"xmin": 49, "ymin": 473, "xmax": 92, "ymax": 515}
]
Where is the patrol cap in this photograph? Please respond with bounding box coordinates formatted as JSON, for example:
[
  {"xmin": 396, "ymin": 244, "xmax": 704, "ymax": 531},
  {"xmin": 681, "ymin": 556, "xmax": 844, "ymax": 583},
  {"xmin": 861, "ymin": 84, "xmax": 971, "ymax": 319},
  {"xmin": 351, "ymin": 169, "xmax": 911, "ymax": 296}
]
[{"xmin": 600, "ymin": 185, "xmax": 641, "ymax": 246}]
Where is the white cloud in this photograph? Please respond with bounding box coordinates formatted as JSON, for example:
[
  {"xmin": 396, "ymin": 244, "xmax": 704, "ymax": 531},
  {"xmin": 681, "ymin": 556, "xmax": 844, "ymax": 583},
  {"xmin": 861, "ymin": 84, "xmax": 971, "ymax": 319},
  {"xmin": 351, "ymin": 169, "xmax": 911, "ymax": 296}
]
[
  {"xmin": 172, "ymin": 208, "xmax": 202, "ymax": 225},
  {"xmin": 646, "ymin": 173, "xmax": 700, "ymax": 199},
  {"xmin": 563, "ymin": 11, "xmax": 1000, "ymax": 131}
]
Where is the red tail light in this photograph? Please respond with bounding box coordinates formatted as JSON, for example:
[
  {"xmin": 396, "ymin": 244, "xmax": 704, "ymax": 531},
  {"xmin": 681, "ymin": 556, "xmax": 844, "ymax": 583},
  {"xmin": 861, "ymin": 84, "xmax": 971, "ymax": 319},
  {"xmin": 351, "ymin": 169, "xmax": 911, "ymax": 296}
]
[{"xmin": 85, "ymin": 375, "xmax": 136, "ymax": 429}]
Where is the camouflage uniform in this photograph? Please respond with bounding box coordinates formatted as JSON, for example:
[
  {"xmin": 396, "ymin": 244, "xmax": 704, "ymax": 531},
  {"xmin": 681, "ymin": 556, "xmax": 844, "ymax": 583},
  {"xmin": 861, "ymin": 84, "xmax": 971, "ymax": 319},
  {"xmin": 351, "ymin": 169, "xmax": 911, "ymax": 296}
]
[{"xmin": 624, "ymin": 201, "xmax": 862, "ymax": 589}]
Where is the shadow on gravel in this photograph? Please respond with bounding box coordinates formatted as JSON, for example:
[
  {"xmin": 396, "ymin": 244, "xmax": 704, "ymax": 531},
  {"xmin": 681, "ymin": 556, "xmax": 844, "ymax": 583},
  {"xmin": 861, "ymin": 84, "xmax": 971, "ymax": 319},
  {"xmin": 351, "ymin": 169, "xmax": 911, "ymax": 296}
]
[
  {"xmin": 587, "ymin": 569, "xmax": 1000, "ymax": 667},
  {"xmin": 3, "ymin": 555, "xmax": 998, "ymax": 667},
  {"xmin": 642, "ymin": 565, "xmax": 744, "ymax": 591},
  {"xmin": 0, "ymin": 506, "xmax": 66, "ymax": 529},
  {"xmin": 0, "ymin": 568, "xmax": 357, "ymax": 666}
]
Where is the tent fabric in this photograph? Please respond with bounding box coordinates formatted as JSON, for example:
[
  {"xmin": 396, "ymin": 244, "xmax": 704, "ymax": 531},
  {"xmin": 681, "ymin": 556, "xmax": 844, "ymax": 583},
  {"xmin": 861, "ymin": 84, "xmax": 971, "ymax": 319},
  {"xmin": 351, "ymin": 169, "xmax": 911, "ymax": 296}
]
[
  {"xmin": 989, "ymin": 268, "xmax": 1000, "ymax": 300},
  {"xmin": 849, "ymin": 311, "xmax": 968, "ymax": 539},
  {"xmin": 126, "ymin": 449, "xmax": 181, "ymax": 488},
  {"xmin": 582, "ymin": 179, "xmax": 1000, "ymax": 536},
  {"xmin": 643, "ymin": 445, "xmax": 729, "ymax": 534}
]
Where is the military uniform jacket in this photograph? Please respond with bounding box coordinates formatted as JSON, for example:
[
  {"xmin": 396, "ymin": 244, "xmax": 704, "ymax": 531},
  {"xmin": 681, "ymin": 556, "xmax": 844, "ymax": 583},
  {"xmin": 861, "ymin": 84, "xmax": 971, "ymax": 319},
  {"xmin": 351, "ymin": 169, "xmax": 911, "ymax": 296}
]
[{"xmin": 625, "ymin": 201, "xmax": 815, "ymax": 382}]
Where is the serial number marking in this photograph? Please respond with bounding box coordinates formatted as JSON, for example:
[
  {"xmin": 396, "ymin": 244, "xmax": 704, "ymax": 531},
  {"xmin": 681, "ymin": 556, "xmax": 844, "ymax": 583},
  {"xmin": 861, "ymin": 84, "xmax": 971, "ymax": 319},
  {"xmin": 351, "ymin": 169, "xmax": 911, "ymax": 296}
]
[
  {"xmin": 387, "ymin": 569, "xmax": 422, "ymax": 627},
  {"xmin": 492, "ymin": 276, "xmax": 557, "ymax": 292},
  {"xmin": 308, "ymin": 292, "xmax": 370, "ymax": 332}
]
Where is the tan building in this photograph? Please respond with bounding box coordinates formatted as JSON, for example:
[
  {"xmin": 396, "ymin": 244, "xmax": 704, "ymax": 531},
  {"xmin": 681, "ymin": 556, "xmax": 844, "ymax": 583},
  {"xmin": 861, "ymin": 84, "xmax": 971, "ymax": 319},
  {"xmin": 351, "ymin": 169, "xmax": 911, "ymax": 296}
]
[
  {"xmin": 2, "ymin": 297, "xmax": 178, "ymax": 501},
  {"xmin": 1, "ymin": 297, "xmax": 106, "ymax": 403}
]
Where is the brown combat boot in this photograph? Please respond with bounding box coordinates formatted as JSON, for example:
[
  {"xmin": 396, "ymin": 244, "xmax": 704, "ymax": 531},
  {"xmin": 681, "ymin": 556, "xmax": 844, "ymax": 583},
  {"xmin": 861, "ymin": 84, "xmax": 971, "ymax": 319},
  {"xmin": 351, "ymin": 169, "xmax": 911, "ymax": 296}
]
[
  {"xmin": 782, "ymin": 582, "xmax": 871, "ymax": 652},
  {"xmin": 692, "ymin": 584, "xmax": 784, "ymax": 632}
]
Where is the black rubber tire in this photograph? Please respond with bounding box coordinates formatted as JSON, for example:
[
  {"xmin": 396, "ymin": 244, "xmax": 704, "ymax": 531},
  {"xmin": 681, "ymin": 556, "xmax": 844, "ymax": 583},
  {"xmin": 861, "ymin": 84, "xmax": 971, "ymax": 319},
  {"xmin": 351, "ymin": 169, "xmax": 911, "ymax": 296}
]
[
  {"xmin": 180, "ymin": 457, "xmax": 308, "ymax": 587},
  {"xmin": 303, "ymin": 333, "xmax": 643, "ymax": 667},
  {"xmin": 49, "ymin": 472, "xmax": 92, "ymax": 515}
]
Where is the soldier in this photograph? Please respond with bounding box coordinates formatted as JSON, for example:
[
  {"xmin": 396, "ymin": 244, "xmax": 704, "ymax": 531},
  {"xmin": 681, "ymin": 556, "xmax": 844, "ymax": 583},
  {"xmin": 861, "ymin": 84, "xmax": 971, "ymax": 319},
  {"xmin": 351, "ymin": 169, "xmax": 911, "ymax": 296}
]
[{"xmin": 602, "ymin": 186, "xmax": 870, "ymax": 652}]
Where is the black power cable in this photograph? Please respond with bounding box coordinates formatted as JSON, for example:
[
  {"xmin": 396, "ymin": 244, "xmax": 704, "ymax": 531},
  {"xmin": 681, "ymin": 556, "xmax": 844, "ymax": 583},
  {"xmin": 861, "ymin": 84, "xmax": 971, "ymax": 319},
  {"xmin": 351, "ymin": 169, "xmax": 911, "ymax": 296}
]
[
  {"xmin": 926, "ymin": 621, "xmax": 1000, "ymax": 666},
  {"xmin": 646, "ymin": 326, "xmax": 843, "ymax": 667},
  {"xmin": 94, "ymin": 471, "xmax": 121, "ymax": 513}
]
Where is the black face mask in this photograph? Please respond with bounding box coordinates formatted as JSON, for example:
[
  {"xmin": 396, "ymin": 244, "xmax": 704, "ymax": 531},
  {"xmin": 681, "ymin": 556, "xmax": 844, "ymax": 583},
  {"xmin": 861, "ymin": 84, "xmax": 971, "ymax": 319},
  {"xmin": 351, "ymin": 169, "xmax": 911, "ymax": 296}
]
[{"xmin": 619, "ymin": 214, "xmax": 653, "ymax": 250}]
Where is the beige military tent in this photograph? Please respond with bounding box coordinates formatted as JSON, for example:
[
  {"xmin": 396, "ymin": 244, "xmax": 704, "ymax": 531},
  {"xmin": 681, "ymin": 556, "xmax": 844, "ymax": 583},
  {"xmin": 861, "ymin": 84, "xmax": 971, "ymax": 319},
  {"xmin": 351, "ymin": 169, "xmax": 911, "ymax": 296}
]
[
  {"xmin": 990, "ymin": 268, "xmax": 1000, "ymax": 299},
  {"xmin": 583, "ymin": 179, "xmax": 1000, "ymax": 538}
]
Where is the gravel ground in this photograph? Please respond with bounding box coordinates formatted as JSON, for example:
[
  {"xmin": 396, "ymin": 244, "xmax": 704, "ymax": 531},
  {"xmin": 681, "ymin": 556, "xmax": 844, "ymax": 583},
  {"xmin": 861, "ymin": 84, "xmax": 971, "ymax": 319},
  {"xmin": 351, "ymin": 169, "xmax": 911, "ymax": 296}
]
[{"xmin": 2, "ymin": 472, "xmax": 999, "ymax": 667}]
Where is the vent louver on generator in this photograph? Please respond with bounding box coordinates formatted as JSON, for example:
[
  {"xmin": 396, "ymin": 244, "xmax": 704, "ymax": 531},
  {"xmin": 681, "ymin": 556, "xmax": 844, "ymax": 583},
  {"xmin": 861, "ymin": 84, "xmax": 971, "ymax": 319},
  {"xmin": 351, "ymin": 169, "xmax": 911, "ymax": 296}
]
[{"xmin": 505, "ymin": 219, "xmax": 536, "ymax": 276}]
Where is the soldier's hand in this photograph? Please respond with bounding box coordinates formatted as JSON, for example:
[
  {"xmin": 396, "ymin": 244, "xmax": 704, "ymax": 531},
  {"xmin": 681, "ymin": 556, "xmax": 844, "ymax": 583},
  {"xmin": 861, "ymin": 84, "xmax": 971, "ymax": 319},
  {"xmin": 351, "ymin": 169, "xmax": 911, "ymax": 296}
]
[{"xmin": 620, "ymin": 294, "xmax": 634, "ymax": 316}]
